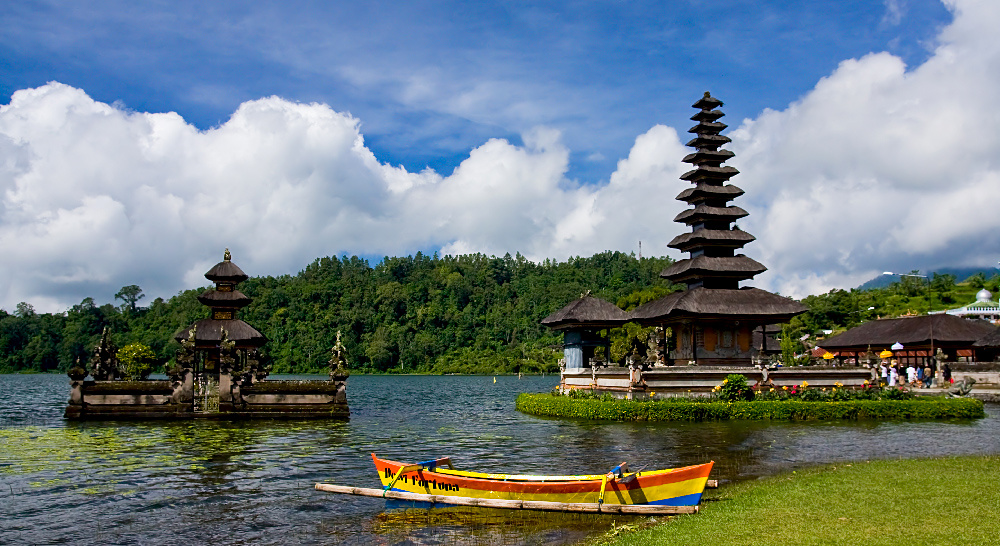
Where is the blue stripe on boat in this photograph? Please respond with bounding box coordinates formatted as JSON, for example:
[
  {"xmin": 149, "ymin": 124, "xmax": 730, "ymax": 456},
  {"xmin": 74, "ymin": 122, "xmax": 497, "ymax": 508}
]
[{"xmin": 648, "ymin": 492, "xmax": 703, "ymax": 506}]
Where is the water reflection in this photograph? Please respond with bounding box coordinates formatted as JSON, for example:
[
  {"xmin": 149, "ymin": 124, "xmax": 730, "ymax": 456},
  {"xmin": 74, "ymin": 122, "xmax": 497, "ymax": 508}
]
[{"xmin": 1, "ymin": 374, "xmax": 998, "ymax": 545}]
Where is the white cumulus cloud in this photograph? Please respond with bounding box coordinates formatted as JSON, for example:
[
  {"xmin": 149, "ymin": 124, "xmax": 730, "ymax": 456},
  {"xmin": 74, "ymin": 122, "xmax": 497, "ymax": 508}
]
[
  {"xmin": 731, "ymin": 0, "xmax": 1000, "ymax": 297},
  {"xmin": 2, "ymin": 0, "xmax": 1000, "ymax": 310},
  {"xmin": 0, "ymin": 82, "xmax": 684, "ymax": 311}
]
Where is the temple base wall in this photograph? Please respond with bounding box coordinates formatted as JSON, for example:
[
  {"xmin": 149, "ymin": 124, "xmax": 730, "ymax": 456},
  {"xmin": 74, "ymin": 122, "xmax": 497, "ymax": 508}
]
[
  {"xmin": 560, "ymin": 365, "xmax": 872, "ymax": 398},
  {"xmin": 66, "ymin": 372, "xmax": 349, "ymax": 420}
]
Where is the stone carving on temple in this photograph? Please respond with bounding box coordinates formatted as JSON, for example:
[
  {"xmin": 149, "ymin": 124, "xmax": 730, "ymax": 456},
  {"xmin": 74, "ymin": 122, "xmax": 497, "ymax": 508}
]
[
  {"xmin": 329, "ymin": 330, "xmax": 350, "ymax": 380},
  {"xmin": 89, "ymin": 327, "xmax": 119, "ymax": 380}
]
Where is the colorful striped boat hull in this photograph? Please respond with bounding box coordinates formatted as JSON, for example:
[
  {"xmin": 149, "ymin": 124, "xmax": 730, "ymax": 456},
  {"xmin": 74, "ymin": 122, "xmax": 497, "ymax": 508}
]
[{"xmin": 372, "ymin": 454, "xmax": 713, "ymax": 506}]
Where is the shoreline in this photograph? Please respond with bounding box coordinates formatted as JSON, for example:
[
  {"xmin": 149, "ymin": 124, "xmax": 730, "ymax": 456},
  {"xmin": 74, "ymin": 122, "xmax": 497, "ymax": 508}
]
[{"xmin": 592, "ymin": 454, "xmax": 1000, "ymax": 545}]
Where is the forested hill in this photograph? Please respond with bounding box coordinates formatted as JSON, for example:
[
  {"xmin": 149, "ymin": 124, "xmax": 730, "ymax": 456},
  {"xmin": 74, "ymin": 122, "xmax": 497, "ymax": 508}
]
[{"xmin": 0, "ymin": 251, "xmax": 676, "ymax": 374}]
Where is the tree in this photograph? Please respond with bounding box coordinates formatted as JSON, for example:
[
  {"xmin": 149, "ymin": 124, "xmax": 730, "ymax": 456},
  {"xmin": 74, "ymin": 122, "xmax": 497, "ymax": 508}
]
[
  {"xmin": 15, "ymin": 302, "xmax": 35, "ymax": 318},
  {"xmin": 965, "ymin": 272, "xmax": 987, "ymax": 290},
  {"xmin": 115, "ymin": 285, "xmax": 145, "ymax": 314},
  {"xmin": 780, "ymin": 326, "xmax": 797, "ymax": 367}
]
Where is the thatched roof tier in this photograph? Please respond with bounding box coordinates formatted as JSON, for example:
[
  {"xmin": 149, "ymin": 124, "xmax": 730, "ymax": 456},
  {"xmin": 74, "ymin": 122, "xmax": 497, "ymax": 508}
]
[
  {"xmin": 688, "ymin": 121, "xmax": 727, "ymax": 134},
  {"xmin": 676, "ymin": 184, "xmax": 744, "ymax": 202},
  {"xmin": 973, "ymin": 327, "xmax": 1000, "ymax": 347},
  {"xmin": 668, "ymin": 229, "xmax": 755, "ymax": 251},
  {"xmin": 819, "ymin": 314, "xmax": 998, "ymax": 350},
  {"xmin": 205, "ymin": 259, "xmax": 249, "ymax": 283},
  {"xmin": 693, "ymin": 93, "xmax": 723, "ymax": 110},
  {"xmin": 680, "ymin": 166, "xmax": 739, "ymax": 182},
  {"xmin": 630, "ymin": 288, "xmax": 806, "ymax": 322},
  {"xmin": 685, "ymin": 134, "xmax": 731, "ymax": 149},
  {"xmin": 674, "ymin": 205, "xmax": 748, "ymax": 224},
  {"xmin": 175, "ymin": 318, "xmax": 267, "ymax": 347},
  {"xmin": 661, "ymin": 255, "xmax": 766, "ymax": 283},
  {"xmin": 197, "ymin": 289, "xmax": 252, "ymax": 308},
  {"xmin": 691, "ymin": 110, "xmax": 725, "ymax": 123},
  {"xmin": 682, "ymin": 148, "xmax": 735, "ymax": 165},
  {"xmin": 541, "ymin": 295, "xmax": 630, "ymax": 330}
]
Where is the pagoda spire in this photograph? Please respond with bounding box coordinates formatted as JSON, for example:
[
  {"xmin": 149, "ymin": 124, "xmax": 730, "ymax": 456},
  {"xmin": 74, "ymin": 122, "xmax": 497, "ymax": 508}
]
[
  {"xmin": 661, "ymin": 92, "xmax": 765, "ymax": 289},
  {"xmin": 176, "ymin": 250, "xmax": 266, "ymax": 352}
]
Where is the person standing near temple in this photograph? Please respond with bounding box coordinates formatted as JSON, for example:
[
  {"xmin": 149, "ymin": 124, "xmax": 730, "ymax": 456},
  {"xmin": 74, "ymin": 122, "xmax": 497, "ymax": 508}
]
[
  {"xmin": 906, "ymin": 363, "xmax": 916, "ymax": 386},
  {"xmin": 889, "ymin": 365, "xmax": 898, "ymax": 386},
  {"xmin": 923, "ymin": 363, "xmax": 933, "ymax": 388},
  {"xmin": 880, "ymin": 362, "xmax": 888, "ymax": 385},
  {"xmin": 943, "ymin": 363, "xmax": 953, "ymax": 384}
]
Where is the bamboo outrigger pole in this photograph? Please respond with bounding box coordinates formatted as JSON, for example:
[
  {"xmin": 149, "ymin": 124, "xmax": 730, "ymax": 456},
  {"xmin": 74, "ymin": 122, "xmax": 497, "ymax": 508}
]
[{"xmin": 314, "ymin": 483, "xmax": 699, "ymax": 515}]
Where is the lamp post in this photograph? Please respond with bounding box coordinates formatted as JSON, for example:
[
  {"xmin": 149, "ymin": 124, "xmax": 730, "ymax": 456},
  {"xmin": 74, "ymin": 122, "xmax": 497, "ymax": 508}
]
[
  {"xmin": 847, "ymin": 306, "xmax": 875, "ymax": 366},
  {"xmin": 883, "ymin": 271, "xmax": 934, "ymax": 384}
]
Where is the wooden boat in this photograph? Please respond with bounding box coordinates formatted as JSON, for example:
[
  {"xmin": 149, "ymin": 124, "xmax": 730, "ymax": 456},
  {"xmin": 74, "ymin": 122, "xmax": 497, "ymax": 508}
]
[{"xmin": 369, "ymin": 453, "xmax": 713, "ymax": 508}]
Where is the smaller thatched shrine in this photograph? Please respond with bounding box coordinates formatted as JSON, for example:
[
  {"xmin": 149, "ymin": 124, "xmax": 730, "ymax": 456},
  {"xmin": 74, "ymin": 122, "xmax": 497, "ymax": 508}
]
[
  {"xmin": 542, "ymin": 294, "xmax": 629, "ymax": 369},
  {"xmin": 66, "ymin": 250, "xmax": 349, "ymax": 420},
  {"xmin": 174, "ymin": 249, "xmax": 267, "ymax": 381}
]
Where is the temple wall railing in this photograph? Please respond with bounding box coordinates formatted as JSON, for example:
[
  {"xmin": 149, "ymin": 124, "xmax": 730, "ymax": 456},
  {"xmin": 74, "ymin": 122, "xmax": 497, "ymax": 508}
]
[
  {"xmin": 233, "ymin": 378, "xmax": 348, "ymax": 418},
  {"xmin": 66, "ymin": 370, "xmax": 349, "ymax": 420},
  {"xmin": 560, "ymin": 364, "xmax": 874, "ymax": 399},
  {"xmin": 66, "ymin": 372, "xmax": 194, "ymax": 419}
]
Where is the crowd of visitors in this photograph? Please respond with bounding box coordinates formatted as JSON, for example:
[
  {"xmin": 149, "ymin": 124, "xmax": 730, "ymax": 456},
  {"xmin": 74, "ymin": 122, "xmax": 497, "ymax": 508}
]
[{"xmin": 877, "ymin": 360, "xmax": 953, "ymax": 388}]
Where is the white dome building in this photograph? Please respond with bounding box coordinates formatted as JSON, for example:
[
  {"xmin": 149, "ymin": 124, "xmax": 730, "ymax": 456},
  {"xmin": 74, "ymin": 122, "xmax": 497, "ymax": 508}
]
[{"xmin": 936, "ymin": 288, "xmax": 1000, "ymax": 323}]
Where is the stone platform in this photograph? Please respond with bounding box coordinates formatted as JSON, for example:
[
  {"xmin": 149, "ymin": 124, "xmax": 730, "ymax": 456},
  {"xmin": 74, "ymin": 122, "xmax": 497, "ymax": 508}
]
[
  {"xmin": 65, "ymin": 369, "xmax": 349, "ymax": 420},
  {"xmin": 561, "ymin": 365, "xmax": 874, "ymax": 399}
]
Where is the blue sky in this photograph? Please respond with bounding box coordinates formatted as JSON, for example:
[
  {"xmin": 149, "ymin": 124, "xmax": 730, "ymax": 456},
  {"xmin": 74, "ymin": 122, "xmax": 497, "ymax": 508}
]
[
  {"xmin": 7, "ymin": 0, "xmax": 1000, "ymax": 312},
  {"xmin": 2, "ymin": 0, "xmax": 949, "ymax": 181}
]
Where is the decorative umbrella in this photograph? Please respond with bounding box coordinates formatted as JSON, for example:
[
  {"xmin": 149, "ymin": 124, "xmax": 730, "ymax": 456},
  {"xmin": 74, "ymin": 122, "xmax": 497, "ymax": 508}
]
[
  {"xmin": 879, "ymin": 350, "xmax": 894, "ymax": 358},
  {"xmin": 891, "ymin": 342, "xmax": 904, "ymax": 351},
  {"xmin": 822, "ymin": 352, "xmax": 835, "ymax": 360}
]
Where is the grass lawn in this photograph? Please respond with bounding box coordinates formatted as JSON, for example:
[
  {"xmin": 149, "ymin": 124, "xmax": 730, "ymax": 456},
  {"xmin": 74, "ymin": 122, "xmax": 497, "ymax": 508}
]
[{"xmin": 595, "ymin": 455, "xmax": 1000, "ymax": 545}]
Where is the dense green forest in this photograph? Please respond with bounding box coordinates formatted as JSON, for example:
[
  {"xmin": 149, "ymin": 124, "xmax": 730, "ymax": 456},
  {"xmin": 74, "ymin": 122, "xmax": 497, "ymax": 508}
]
[
  {"xmin": 3, "ymin": 254, "xmax": 997, "ymax": 375},
  {"xmin": 0, "ymin": 252, "xmax": 675, "ymax": 374}
]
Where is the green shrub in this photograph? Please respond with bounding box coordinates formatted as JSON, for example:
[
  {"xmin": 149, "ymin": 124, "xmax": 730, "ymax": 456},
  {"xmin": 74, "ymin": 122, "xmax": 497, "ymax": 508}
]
[
  {"xmin": 882, "ymin": 386, "xmax": 915, "ymax": 400},
  {"xmin": 714, "ymin": 373, "xmax": 754, "ymax": 402},
  {"xmin": 116, "ymin": 343, "xmax": 158, "ymax": 380},
  {"xmin": 515, "ymin": 393, "xmax": 985, "ymax": 422}
]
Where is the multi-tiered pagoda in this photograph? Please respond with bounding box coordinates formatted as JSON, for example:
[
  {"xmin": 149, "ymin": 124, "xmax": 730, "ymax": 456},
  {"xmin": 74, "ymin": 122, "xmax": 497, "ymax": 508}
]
[
  {"xmin": 176, "ymin": 249, "xmax": 266, "ymax": 375},
  {"xmin": 631, "ymin": 92, "xmax": 805, "ymax": 366}
]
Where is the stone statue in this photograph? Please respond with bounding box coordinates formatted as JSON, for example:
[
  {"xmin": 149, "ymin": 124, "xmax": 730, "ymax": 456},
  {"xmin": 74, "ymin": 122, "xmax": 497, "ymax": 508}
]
[
  {"xmin": 89, "ymin": 327, "xmax": 119, "ymax": 380},
  {"xmin": 947, "ymin": 376, "xmax": 977, "ymax": 397},
  {"xmin": 249, "ymin": 349, "xmax": 271, "ymax": 382},
  {"xmin": 67, "ymin": 357, "xmax": 87, "ymax": 381},
  {"xmin": 224, "ymin": 248, "xmax": 231, "ymax": 261},
  {"xmin": 328, "ymin": 330, "xmax": 349, "ymax": 380},
  {"xmin": 218, "ymin": 328, "xmax": 248, "ymax": 386}
]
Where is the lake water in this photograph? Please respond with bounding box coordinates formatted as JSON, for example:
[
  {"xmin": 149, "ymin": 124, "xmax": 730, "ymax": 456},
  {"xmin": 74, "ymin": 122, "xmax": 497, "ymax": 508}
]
[{"xmin": 2, "ymin": 374, "xmax": 999, "ymax": 545}]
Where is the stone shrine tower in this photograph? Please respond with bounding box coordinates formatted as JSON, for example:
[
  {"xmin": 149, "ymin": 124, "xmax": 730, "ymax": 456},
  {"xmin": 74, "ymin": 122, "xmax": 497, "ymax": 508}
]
[
  {"xmin": 631, "ymin": 93, "xmax": 805, "ymax": 366},
  {"xmin": 176, "ymin": 249, "xmax": 267, "ymax": 376}
]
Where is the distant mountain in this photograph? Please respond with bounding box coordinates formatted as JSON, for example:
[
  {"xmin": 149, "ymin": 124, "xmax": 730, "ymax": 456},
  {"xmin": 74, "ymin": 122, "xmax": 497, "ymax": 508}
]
[{"xmin": 856, "ymin": 267, "xmax": 1000, "ymax": 291}]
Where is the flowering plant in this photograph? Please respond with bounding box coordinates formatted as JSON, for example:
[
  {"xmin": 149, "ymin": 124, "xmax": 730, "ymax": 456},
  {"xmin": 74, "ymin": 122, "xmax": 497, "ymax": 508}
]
[{"xmin": 714, "ymin": 374, "xmax": 754, "ymax": 402}]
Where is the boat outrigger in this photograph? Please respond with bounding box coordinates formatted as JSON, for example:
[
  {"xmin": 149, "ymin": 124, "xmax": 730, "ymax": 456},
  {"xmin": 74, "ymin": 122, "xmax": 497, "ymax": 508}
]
[{"xmin": 314, "ymin": 454, "xmax": 715, "ymax": 515}]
